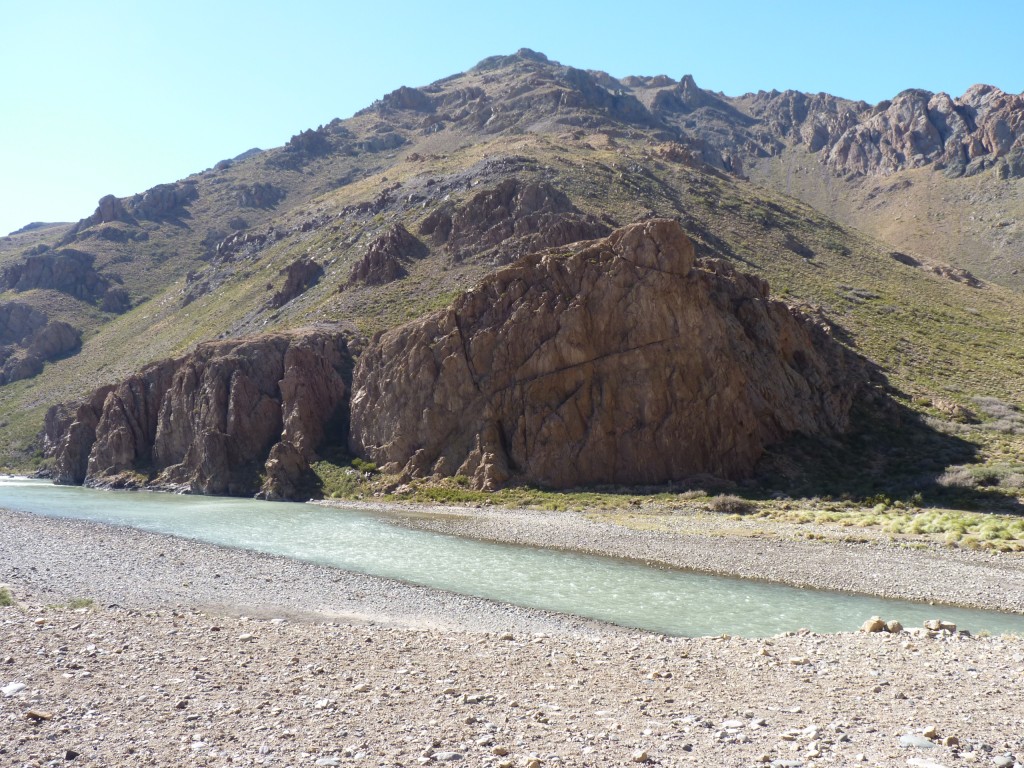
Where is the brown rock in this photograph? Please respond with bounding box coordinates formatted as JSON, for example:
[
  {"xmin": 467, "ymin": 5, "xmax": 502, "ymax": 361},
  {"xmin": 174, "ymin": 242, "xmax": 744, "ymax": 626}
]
[
  {"xmin": 270, "ymin": 257, "xmax": 324, "ymax": 308},
  {"xmin": 347, "ymin": 224, "xmax": 427, "ymax": 286},
  {"xmin": 350, "ymin": 219, "xmax": 870, "ymax": 489},
  {"xmin": 861, "ymin": 617, "xmax": 885, "ymax": 633},
  {"xmin": 0, "ymin": 320, "xmax": 82, "ymax": 386},
  {"xmin": 45, "ymin": 330, "xmax": 352, "ymax": 499},
  {"xmin": 419, "ymin": 178, "xmax": 609, "ymax": 264}
]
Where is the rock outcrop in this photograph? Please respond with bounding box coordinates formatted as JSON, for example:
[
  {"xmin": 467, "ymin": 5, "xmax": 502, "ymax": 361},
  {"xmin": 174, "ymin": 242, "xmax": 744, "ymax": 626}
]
[
  {"xmin": 270, "ymin": 257, "xmax": 324, "ymax": 308},
  {"xmin": 0, "ymin": 303, "xmax": 82, "ymax": 384},
  {"xmin": 736, "ymin": 83, "xmax": 1024, "ymax": 177},
  {"xmin": 418, "ymin": 178, "xmax": 610, "ymax": 264},
  {"xmin": 347, "ymin": 224, "xmax": 427, "ymax": 285},
  {"xmin": 350, "ymin": 220, "xmax": 870, "ymax": 490},
  {"xmin": 235, "ymin": 182, "xmax": 286, "ymax": 209},
  {"xmin": 0, "ymin": 320, "xmax": 81, "ymax": 385},
  {"xmin": 1, "ymin": 248, "xmax": 130, "ymax": 312},
  {"xmin": 43, "ymin": 330, "xmax": 352, "ymax": 500}
]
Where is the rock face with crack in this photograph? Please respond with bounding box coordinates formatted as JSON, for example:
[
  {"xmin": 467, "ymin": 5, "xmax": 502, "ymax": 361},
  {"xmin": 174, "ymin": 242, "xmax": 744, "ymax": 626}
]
[
  {"xmin": 44, "ymin": 330, "xmax": 352, "ymax": 499},
  {"xmin": 349, "ymin": 219, "xmax": 870, "ymax": 489}
]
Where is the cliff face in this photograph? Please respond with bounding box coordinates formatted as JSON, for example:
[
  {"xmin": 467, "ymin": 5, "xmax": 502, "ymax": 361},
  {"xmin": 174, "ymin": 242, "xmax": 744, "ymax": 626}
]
[
  {"xmin": 349, "ymin": 220, "xmax": 871, "ymax": 490},
  {"xmin": 44, "ymin": 329, "xmax": 351, "ymax": 499}
]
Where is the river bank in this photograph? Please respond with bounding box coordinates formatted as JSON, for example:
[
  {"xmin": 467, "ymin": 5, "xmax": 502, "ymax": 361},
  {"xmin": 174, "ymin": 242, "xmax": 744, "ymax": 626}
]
[{"xmin": 2, "ymin": 503, "xmax": 1024, "ymax": 766}]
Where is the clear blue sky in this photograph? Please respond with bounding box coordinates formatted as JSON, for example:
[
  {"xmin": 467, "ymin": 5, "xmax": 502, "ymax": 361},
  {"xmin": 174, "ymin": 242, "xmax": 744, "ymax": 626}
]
[{"xmin": 2, "ymin": 0, "xmax": 1022, "ymax": 236}]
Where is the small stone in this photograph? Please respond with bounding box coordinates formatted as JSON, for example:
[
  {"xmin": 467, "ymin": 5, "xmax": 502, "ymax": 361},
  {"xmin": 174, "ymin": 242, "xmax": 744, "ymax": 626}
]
[
  {"xmin": 433, "ymin": 752, "xmax": 463, "ymax": 762},
  {"xmin": 907, "ymin": 759, "xmax": 948, "ymax": 768},
  {"xmin": 861, "ymin": 617, "xmax": 885, "ymax": 633},
  {"xmin": 64, "ymin": 750, "xmax": 80, "ymax": 761},
  {"xmin": 632, "ymin": 749, "xmax": 650, "ymax": 763},
  {"xmin": 314, "ymin": 759, "xmax": 341, "ymax": 767},
  {"xmin": 1, "ymin": 682, "xmax": 26, "ymax": 697},
  {"xmin": 491, "ymin": 745, "xmax": 510, "ymax": 756},
  {"xmin": 525, "ymin": 759, "xmax": 542, "ymax": 768},
  {"xmin": 756, "ymin": 755, "xmax": 771, "ymax": 763},
  {"xmin": 25, "ymin": 709, "xmax": 53, "ymax": 721},
  {"xmin": 900, "ymin": 733, "xmax": 937, "ymax": 749},
  {"xmin": 352, "ymin": 683, "xmax": 371, "ymax": 693},
  {"xmin": 33, "ymin": 618, "xmax": 46, "ymax": 626},
  {"xmin": 498, "ymin": 632, "xmax": 514, "ymax": 641},
  {"xmin": 992, "ymin": 757, "xmax": 1013, "ymax": 768},
  {"xmin": 923, "ymin": 724, "xmax": 938, "ymax": 739},
  {"xmin": 722, "ymin": 719, "xmax": 745, "ymax": 728},
  {"xmin": 237, "ymin": 633, "xmax": 256, "ymax": 642},
  {"xmin": 885, "ymin": 620, "xmax": 904, "ymax": 634},
  {"xmin": 943, "ymin": 736, "xmax": 959, "ymax": 747},
  {"xmin": 788, "ymin": 657, "xmax": 810, "ymax": 665}
]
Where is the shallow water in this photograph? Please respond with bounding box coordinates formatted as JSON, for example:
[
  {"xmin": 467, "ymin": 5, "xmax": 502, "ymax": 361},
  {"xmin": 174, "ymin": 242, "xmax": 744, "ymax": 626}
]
[{"xmin": 2, "ymin": 477, "xmax": 1023, "ymax": 637}]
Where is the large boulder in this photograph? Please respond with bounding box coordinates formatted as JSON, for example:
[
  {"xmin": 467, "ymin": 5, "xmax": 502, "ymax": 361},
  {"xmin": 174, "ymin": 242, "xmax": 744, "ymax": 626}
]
[
  {"xmin": 43, "ymin": 329, "xmax": 352, "ymax": 499},
  {"xmin": 349, "ymin": 219, "xmax": 871, "ymax": 489}
]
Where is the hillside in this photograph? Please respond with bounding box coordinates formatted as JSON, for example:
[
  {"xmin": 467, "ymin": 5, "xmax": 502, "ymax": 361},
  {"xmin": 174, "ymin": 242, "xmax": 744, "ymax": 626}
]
[{"xmin": 2, "ymin": 49, "xmax": 1024, "ymax": 507}]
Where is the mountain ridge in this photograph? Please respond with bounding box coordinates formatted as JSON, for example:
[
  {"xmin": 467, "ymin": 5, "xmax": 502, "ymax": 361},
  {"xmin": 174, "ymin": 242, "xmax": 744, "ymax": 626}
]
[{"xmin": 1, "ymin": 49, "xmax": 1022, "ymax": 505}]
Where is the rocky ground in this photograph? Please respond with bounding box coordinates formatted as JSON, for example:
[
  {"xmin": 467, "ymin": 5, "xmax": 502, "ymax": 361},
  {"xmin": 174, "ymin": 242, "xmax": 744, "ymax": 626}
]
[{"xmin": 2, "ymin": 507, "xmax": 1024, "ymax": 767}]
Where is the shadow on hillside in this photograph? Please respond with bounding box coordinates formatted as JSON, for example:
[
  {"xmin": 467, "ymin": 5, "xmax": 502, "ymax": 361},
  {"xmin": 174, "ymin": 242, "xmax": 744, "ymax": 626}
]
[{"xmin": 755, "ymin": 394, "xmax": 1023, "ymax": 513}]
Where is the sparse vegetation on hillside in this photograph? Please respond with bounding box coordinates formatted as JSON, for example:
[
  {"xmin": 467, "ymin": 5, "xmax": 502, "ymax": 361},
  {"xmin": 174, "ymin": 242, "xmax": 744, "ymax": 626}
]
[{"xmin": 2, "ymin": 51, "xmax": 1024, "ymax": 509}]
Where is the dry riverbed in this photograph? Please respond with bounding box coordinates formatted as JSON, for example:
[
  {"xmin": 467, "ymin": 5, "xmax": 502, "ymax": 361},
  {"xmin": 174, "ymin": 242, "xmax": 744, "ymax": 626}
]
[{"xmin": 2, "ymin": 505, "xmax": 1024, "ymax": 767}]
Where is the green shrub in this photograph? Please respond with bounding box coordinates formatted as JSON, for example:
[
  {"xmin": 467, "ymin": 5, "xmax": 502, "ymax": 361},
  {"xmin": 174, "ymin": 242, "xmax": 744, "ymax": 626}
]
[
  {"xmin": 350, "ymin": 457, "xmax": 378, "ymax": 474},
  {"xmin": 0, "ymin": 586, "xmax": 14, "ymax": 607}
]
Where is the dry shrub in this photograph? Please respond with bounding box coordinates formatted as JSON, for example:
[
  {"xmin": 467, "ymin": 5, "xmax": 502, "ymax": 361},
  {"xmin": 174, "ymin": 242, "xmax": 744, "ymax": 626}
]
[{"xmin": 708, "ymin": 494, "xmax": 756, "ymax": 515}]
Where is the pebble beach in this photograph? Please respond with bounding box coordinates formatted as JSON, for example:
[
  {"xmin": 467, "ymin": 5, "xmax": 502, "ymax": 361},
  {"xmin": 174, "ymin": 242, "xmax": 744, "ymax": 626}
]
[{"xmin": 2, "ymin": 504, "xmax": 1024, "ymax": 767}]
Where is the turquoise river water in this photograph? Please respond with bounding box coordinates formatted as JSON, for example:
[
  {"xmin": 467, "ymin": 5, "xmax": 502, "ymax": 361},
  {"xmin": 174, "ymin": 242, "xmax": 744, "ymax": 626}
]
[{"xmin": 2, "ymin": 477, "xmax": 1023, "ymax": 638}]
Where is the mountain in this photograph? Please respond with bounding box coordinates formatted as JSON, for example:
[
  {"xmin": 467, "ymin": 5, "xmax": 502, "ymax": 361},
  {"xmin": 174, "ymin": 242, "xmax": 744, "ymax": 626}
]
[{"xmin": 2, "ymin": 50, "xmax": 1023, "ymax": 504}]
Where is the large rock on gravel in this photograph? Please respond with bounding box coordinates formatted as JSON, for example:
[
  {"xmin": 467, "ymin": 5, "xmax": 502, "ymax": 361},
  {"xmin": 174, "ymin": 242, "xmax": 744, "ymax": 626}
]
[
  {"xmin": 43, "ymin": 329, "xmax": 353, "ymax": 499},
  {"xmin": 349, "ymin": 219, "xmax": 871, "ymax": 489}
]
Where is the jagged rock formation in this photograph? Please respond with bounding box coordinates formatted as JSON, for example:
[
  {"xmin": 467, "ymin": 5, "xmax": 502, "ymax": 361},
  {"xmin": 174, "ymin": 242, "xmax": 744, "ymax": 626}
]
[
  {"xmin": 0, "ymin": 317, "xmax": 81, "ymax": 385},
  {"xmin": 0, "ymin": 248, "xmax": 129, "ymax": 311},
  {"xmin": 418, "ymin": 178, "xmax": 610, "ymax": 263},
  {"xmin": 349, "ymin": 220, "xmax": 870, "ymax": 490},
  {"xmin": 43, "ymin": 330, "xmax": 352, "ymax": 499},
  {"xmin": 0, "ymin": 302, "xmax": 48, "ymax": 345},
  {"xmin": 347, "ymin": 224, "xmax": 427, "ymax": 285},
  {"xmin": 270, "ymin": 257, "xmax": 324, "ymax": 308},
  {"xmin": 235, "ymin": 182, "xmax": 286, "ymax": 208},
  {"xmin": 0, "ymin": 304, "xmax": 82, "ymax": 384},
  {"xmin": 2, "ymin": 248, "xmax": 107, "ymax": 300},
  {"xmin": 62, "ymin": 182, "xmax": 200, "ymax": 243}
]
